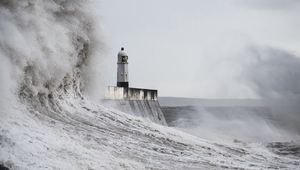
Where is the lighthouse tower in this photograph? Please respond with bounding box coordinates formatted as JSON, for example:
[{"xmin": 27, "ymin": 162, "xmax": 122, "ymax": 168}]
[{"xmin": 117, "ymin": 47, "xmax": 129, "ymax": 87}]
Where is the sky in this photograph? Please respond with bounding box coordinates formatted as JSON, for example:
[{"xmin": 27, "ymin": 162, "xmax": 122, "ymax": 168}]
[{"xmin": 92, "ymin": 0, "xmax": 300, "ymax": 98}]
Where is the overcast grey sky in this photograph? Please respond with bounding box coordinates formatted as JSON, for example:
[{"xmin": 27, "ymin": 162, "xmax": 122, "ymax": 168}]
[{"xmin": 92, "ymin": 0, "xmax": 300, "ymax": 98}]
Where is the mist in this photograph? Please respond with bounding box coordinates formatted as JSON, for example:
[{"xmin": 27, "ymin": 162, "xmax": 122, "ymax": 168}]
[
  {"xmin": 161, "ymin": 98, "xmax": 300, "ymax": 143},
  {"xmin": 161, "ymin": 45, "xmax": 300, "ymax": 143}
]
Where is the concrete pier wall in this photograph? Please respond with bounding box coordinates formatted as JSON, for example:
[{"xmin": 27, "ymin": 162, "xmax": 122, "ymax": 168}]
[
  {"xmin": 104, "ymin": 86, "xmax": 166, "ymax": 125},
  {"xmin": 105, "ymin": 86, "xmax": 158, "ymax": 101}
]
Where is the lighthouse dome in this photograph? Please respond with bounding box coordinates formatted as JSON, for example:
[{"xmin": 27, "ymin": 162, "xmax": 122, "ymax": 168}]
[
  {"xmin": 117, "ymin": 47, "xmax": 128, "ymax": 63},
  {"xmin": 118, "ymin": 47, "xmax": 128, "ymax": 57}
]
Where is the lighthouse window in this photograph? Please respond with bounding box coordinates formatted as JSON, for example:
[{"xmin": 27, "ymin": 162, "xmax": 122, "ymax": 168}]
[{"xmin": 122, "ymin": 56, "xmax": 128, "ymax": 62}]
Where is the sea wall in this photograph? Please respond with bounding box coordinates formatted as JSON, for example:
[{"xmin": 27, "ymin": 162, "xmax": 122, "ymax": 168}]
[
  {"xmin": 105, "ymin": 86, "xmax": 158, "ymax": 100},
  {"xmin": 104, "ymin": 86, "xmax": 166, "ymax": 125}
]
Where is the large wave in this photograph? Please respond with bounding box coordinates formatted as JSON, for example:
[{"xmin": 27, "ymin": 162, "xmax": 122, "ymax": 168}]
[{"xmin": 0, "ymin": 0, "xmax": 100, "ymax": 109}]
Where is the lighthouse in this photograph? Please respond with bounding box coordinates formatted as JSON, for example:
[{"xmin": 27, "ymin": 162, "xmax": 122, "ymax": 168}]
[
  {"xmin": 117, "ymin": 47, "xmax": 129, "ymax": 87},
  {"xmin": 104, "ymin": 47, "xmax": 166, "ymax": 125}
]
